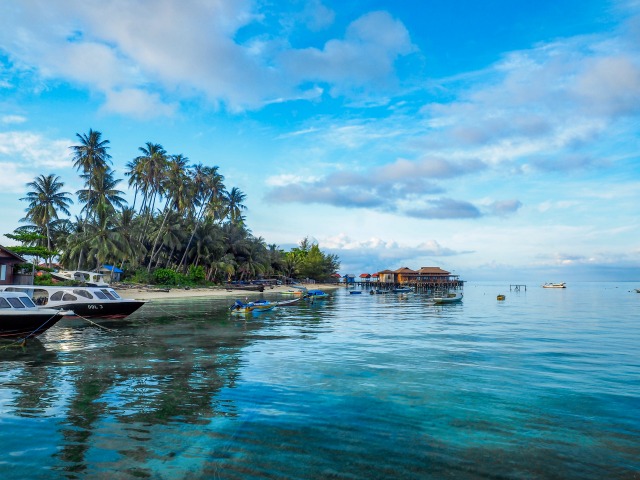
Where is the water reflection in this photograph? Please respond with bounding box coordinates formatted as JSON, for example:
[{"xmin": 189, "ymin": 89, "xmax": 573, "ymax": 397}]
[{"xmin": 0, "ymin": 287, "xmax": 638, "ymax": 479}]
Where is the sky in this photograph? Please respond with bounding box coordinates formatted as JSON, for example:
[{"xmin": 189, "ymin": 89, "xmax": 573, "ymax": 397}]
[{"xmin": 0, "ymin": 0, "xmax": 639, "ymax": 282}]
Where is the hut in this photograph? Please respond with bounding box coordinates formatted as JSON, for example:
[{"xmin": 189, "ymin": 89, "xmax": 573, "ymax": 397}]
[
  {"xmin": 359, "ymin": 273, "xmax": 371, "ymax": 283},
  {"xmin": 100, "ymin": 264, "xmax": 124, "ymax": 283},
  {"xmin": 0, "ymin": 245, "xmax": 28, "ymax": 285}
]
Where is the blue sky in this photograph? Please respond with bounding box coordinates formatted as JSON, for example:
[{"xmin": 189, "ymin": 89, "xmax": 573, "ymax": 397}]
[{"xmin": 1, "ymin": 0, "xmax": 639, "ymax": 282}]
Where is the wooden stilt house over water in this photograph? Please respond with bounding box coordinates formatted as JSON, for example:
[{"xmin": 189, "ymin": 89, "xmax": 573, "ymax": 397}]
[{"xmin": 365, "ymin": 266, "xmax": 462, "ymax": 292}]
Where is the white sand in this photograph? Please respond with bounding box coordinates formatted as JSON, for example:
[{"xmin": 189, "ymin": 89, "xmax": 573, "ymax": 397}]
[{"xmin": 115, "ymin": 283, "xmax": 341, "ymax": 300}]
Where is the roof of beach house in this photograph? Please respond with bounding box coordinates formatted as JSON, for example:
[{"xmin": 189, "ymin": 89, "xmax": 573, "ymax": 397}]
[{"xmin": 417, "ymin": 267, "xmax": 451, "ymax": 275}]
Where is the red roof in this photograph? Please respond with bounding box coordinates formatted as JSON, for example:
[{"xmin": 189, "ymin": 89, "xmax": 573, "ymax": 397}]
[{"xmin": 359, "ymin": 273, "xmax": 371, "ymax": 278}]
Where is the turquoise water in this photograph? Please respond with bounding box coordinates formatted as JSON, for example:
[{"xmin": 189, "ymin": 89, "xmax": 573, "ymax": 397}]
[{"xmin": 0, "ymin": 282, "xmax": 638, "ymax": 479}]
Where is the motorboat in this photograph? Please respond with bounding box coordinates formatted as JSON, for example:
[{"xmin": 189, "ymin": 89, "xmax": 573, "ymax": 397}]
[
  {"xmin": 433, "ymin": 291, "xmax": 463, "ymax": 304},
  {"xmin": 542, "ymin": 282, "xmax": 566, "ymax": 288},
  {"xmin": 230, "ymin": 299, "xmax": 275, "ymax": 314},
  {"xmin": 51, "ymin": 270, "xmax": 109, "ymax": 287},
  {"xmin": 0, "ymin": 291, "xmax": 72, "ymax": 338},
  {"xmin": 349, "ymin": 291, "xmax": 363, "ymax": 295},
  {"xmin": 0, "ymin": 285, "xmax": 146, "ymax": 319}
]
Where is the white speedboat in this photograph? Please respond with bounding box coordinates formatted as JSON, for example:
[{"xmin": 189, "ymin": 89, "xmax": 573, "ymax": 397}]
[
  {"xmin": 51, "ymin": 270, "xmax": 109, "ymax": 287},
  {"xmin": 433, "ymin": 291, "xmax": 463, "ymax": 304},
  {"xmin": 0, "ymin": 291, "xmax": 72, "ymax": 338},
  {"xmin": 542, "ymin": 282, "xmax": 566, "ymax": 288},
  {"xmin": 0, "ymin": 285, "xmax": 146, "ymax": 319}
]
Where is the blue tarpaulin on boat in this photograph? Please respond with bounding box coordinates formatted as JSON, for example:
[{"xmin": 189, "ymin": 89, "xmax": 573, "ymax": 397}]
[{"xmin": 103, "ymin": 265, "xmax": 123, "ymax": 273}]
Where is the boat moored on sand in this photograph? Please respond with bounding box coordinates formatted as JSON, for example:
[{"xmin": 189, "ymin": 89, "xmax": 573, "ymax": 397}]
[
  {"xmin": 0, "ymin": 291, "xmax": 72, "ymax": 338},
  {"xmin": 0, "ymin": 285, "xmax": 146, "ymax": 319},
  {"xmin": 50, "ymin": 270, "xmax": 110, "ymax": 287}
]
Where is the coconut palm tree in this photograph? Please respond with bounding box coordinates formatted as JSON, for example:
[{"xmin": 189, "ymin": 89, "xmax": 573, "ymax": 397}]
[
  {"xmin": 20, "ymin": 174, "xmax": 73, "ymax": 265},
  {"xmin": 224, "ymin": 187, "xmax": 247, "ymax": 225},
  {"xmin": 77, "ymin": 168, "xmax": 127, "ymax": 220}
]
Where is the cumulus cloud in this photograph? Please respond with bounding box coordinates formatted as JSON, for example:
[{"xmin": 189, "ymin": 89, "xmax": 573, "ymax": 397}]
[
  {"xmin": 0, "ymin": 162, "xmax": 36, "ymax": 193},
  {"xmin": 1, "ymin": 115, "xmax": 27, "ymax": 124},
  {"xmin": 0, "ymin": 1, "xmax": 415, "ymax": 115},
  {"xmin": 405, "ymin": 198, "xmax": 482, "ymax": 219},
  {"xmin": 319, "ymin": 234, "xmax": 470, "ymax": 273},
  {"xmin": 486, "ymin": 199, "xmax": 522, "ymax": 216},
  {"xmin": 264, "ymin": 152, "xmax": 493, "ymax": 218},
  {"xmin": 0, "ymin": 131, "xmax": 72, "ymax": 169}
]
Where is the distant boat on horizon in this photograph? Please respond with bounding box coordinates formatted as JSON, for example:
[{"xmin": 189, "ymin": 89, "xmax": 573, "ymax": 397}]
[{"xmin": 542, "ymin": 282, "xmax": 566, "ymax": 288}]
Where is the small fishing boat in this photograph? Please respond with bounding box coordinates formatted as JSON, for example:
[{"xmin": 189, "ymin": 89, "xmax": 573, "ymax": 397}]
[
  {"xmin": 274, "ymin": 297, "xmax": 302, "ymax": 307},
  {"xmin": 542, "ymin": 282, "xmax": 566, "ymax": 288},
  {"xmin": 393, "ymin": 286, "xmax": 413, "ymax": 293},
  {"xmin": 349, "ymin": 290, "xmax": 363, "ymax": 295},
  {"xmin": 433, "ymin": 291, "xmax": 463, "ymax": 304},
  {"xmin": 51, "ymin": 270, "xmax": 110, "ymax": 287},
  {"xmin": 306, "ymin": 289, "xmax": 329, "ymax": 299},
  {"xmin": 0, "ymin": 285, "xmax": 146, "ymax": 319},
  {"xmin": 230, "ymin": 299, "xmax": 275, "ymax": 314},
  {"xmin": 0, "ymin": 291, "xmax": 72, "ymax": 338}
]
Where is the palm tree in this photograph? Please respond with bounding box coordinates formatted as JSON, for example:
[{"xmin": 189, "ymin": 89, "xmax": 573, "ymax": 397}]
[
  {"xmin": 224, "ymin": 187, "xmax": 247, "ymax": 225},
  {"xmin": 20, "ymin": 174, "xmax": 73, "ymax": 265},
  {"xmin": 77, "ymin": 168, "xmax": 127, "ymax": 220},
  {"xmin": 178, "ymin": 165, "xmax": 225, "ymax": 271},
  {"xmin": 71, "ymin": 129, "xmax": 111, "ymax": 218},
  {"xmin": 147, "ymin": 154, "xmax": 192, "ymax": 272}
]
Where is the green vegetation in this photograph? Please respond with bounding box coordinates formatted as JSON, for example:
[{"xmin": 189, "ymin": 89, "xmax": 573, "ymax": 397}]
[{"xmin": 6, "ymin": 129, "xmax": 339, "ymax": 285}]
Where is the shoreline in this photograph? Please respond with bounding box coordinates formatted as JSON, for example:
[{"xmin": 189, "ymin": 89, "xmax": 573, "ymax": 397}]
[{"xmin": 115, "ymin": 283, "xmax": 342, "ymax": 301}]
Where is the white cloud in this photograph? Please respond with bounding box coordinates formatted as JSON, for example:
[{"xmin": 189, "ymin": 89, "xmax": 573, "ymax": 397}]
[
  {"xmin": 101, "ymin": 88, "xmax": 177, "ymax": 118},
  {"xmin": 1, "ymin": 115, "xmax": 27, "ymax": 124},
  {"xmin": 0, "ymin": 131, "xmax": 72, "ymax": 169},
  {"xmin": 0, "ymin": 162, "xmax": 34, "ymax": 193},
  {"xmin": 0, "ymin": 1, "xmax": 415, "ymax": 115}
]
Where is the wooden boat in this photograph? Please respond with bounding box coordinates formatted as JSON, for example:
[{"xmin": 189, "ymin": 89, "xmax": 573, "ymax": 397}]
[
  {"xmin": 349, "ymin": 291, "xmax": 363, "ymax": 295},
  {"xmin": 51, "ymin": 270, "xmax": 109, "ymax": 287},
  {"xmin": 0, "ymin": 285, "xmax": 146, "ymax": 319},
  {"xmin": 433, "ymin": 291, "xmax": 463, "ymax": 304},
  {"xmin": 306, "ymin": 289, "xmax": 329, "ymax": 299},
  {"xmin": 497, "ymin": 294, "xmax": 506, "ymax": 301},
  {"xmin": 542, "ymin": 282, "xmax": 566, "ymax": 288},
  {"xmin": 393, "ymin": 286, "xmax": 413, "ymax": 293},
  {"xmin": 225, "ymin": 283, "xmax": 265, "ymax": 292},
  {"xmin": 0, "ymin": 291, "xmax": 72, "ymax": 338},
  {"xmin": 230, "ymin": 299, "xmax": 275, "ymax": 314}
]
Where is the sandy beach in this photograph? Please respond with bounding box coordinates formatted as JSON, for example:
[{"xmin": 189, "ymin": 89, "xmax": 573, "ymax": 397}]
[{"xmin": 115, "ymin": 283, "xmax": 342, "ymax": 300}]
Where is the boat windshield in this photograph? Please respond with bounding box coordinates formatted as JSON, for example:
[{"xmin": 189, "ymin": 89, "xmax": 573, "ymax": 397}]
[
  {"xmin": 93, "ymin": 290, "xmax": 108, "ymax": 300},
  {"xmin": 7, "ymin": 297, "xmax": 26, "ymax": 308},
  {"xmin": 100, "ymin": 289, "xmax": 116, "ymax": 300},
  {"xmin": 0, "ymin": 298, "xmax": 11, "ymax": 308},
  {"xmin": 107, "ymin": 289, "xmax": 121, "ymax": 299},
  {"xmin": 73, "ymin": 289, "xmax": 94, "ymax": 299},
  {"xmin": 19, "ymin": 296, "xmax": 36, "ymax": 308}
]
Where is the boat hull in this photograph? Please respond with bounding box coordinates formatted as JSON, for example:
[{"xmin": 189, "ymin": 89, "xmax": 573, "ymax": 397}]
[
  {"xmin": 0, "ymin": 311, "xmax": 66, "ymax": 338},
  {"xmin": 53, "ymin": 300, "xmax": 146, "ymax": 319}
]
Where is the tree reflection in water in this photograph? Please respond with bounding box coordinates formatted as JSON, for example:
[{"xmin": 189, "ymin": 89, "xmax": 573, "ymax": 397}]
[{"xmin": 0, "ymin": 298, "xmax": 263, "ymax": 477}]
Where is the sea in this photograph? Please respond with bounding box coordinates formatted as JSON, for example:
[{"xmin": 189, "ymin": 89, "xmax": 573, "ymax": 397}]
[{"xmin": 0, "ymin": 281, "xmax": 638, "ymax": 479}]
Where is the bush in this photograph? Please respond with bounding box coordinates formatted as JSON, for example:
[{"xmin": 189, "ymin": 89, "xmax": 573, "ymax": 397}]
[
  {"xmin": 153, "ymin": 268, "xmax": 177, "ymax": 285},
  {"xmin": 188, "ymin": 265, "xmax": 206, "ymax": 283}
]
